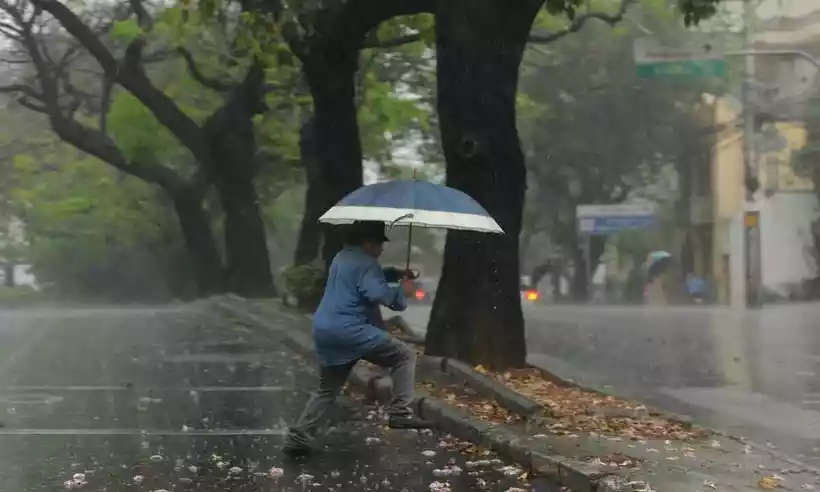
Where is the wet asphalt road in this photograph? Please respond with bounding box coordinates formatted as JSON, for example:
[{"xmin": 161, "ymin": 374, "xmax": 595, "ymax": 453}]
[
  {"xmin": 0, "ymin": 305, "xmax": 546, "ymax": 492},
  {"xmin": 401, "ymin": 303, "xmax": 820, "ymax": 466}
]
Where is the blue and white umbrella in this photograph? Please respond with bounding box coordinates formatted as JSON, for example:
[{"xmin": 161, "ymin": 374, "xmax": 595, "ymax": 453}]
[{"xmin": 319, "ymin": 179, "xmax": 503, "ymax": 234}]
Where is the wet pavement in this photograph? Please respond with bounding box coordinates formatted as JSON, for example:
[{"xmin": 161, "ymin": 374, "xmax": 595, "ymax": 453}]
[
  {"xmin": 0, "ymin": 305, "xmax": 547, "ymax": 491},
  {"xmin": 401, "ymin": 303, "xmax": 820, "ymax": 467}
]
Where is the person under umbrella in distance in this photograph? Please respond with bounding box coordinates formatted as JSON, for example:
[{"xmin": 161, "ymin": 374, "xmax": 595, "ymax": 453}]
[{"xmin": 283, "ymin": 220, "xmax": 434, "ymax": 456}]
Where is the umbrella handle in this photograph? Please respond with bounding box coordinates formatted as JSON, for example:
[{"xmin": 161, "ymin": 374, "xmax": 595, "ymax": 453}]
[{"xmin": 389, "ymin": 213, "xmax": 414, "ymax": 229}]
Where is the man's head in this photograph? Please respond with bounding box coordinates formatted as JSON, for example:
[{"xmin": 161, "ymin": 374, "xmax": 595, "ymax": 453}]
[{"xmin": 345, "ymin": 221, "xmax": 389, "ymax": 257}]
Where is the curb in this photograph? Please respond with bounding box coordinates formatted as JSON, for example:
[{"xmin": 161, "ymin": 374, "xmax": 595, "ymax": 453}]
[{"xmin": 212, "ymin": 297, "xmax": 615, "ymax": 492}]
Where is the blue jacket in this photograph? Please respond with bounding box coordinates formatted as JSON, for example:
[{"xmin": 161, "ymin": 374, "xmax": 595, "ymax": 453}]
[{"xmin": 312, "ymin": 246, "xmax": 407, "ymax": 367}]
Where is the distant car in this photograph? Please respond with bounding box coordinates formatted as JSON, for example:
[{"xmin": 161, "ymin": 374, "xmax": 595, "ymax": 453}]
[
  {"xmin": 386, "ymin": 274, "xmax": 436, "ymax": 304},
  {"xmin": 520, "ymin": 274, "xmax": 541, "ymax": 305},
  {"xmin": 404, "ymin": 277, "xmax": 437, "ymax": 304}
]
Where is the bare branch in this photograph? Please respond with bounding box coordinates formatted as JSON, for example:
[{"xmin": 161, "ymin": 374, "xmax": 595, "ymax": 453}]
[
  {"xmin": 363, "ymin": 33, "xmax": 422, "ymax": 49},
  {"xmin": 32, "ymin": 0, "xmax": 208, "ymax": 161},
  {"xmin": 0, "ymin": 83, "xmax": 42, "ymax": 100},
  {"xmin": 528, "ymin": 0, "xmax": 635, "ymax": 45},
  {"xmin": 177, "ymin": 47, "xmax": 233, "ymax": 92},
  {"xmin": 16, "ymin": 96, "xmax": 48, "ymax": 113},
  {"xmin": 99, "ymin": 74, "xmax": 113, "ymax": 135}
]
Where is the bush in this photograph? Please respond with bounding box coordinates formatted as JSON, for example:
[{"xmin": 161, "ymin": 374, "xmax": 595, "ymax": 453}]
[
  {"xmin": 282, "ymin": 261, "xmax": 325, "ymax": 310},
  {"xmin": 0, "ymin": 285, "xmax": 47, "ymax": 307}
]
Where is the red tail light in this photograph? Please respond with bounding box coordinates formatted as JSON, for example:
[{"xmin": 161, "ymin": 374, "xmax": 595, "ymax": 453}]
[
  {"xmin": 525, "ymin": 290, "xmax": 539, "ymax": 301},
  {"xmin": 415, "ymin": 290, "xmax": 426, "ymax": 300}
]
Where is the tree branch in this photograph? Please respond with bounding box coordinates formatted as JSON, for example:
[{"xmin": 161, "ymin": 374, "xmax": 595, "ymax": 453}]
[
  {"xmin": 99, "ymin": 74, "xmax": 113, "ymax": 135},
  {"xmin": 528, "ymin": 0, "xmax": 635, "ymax": 45},
  {"xmin": 16, "ymin": 96, "xmax": 48, "ymax": 113},
  {"xmin": 123, "ymin": 0, "xmax": 152, "ymax": 70},
  {"xmin": 363, "ymin": 33, "xmax": 422, "ymax": 49},
  {"xmin": 177, "ymin": 47, "xmax": 234, "ymax": 92},
  {"xmin": 32, "ymin": 0, "xmax": 209, "ymax": 164},
  {"xmin": 0, "ymin": 83, "xmax": 42, "ymax": 100}
]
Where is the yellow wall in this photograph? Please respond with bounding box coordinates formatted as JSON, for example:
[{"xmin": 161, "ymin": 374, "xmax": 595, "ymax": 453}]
[{"xmin": 706, "ymin": 97, "xmax": 812, "ymax": 302}]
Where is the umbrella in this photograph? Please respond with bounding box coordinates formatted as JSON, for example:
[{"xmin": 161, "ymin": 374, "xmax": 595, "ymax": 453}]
[
  {"xmin": 646, "ymin": 250, "xmax": 673, "ymax": 281},
  {"xmin": 319, "ymin": 177, "xmax": 503, "ymax": 269}
]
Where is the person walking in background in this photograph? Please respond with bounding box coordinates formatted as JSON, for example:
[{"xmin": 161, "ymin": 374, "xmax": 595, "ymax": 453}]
[{"xmin": 283, "ymin": 220, "xmax": 433, "ymax": 456}]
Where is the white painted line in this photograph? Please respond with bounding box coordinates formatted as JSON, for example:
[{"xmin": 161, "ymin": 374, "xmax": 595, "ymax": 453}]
[
  {"xmin": 0, "ymin": 428, "xmax": 302, "ymax": 436},
  {"xmin": 5, "ymin": 386, "xmax": 294, "ymax": 392}
]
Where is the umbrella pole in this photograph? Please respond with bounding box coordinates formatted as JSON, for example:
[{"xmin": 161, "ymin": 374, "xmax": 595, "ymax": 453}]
[
  {"xmin": 406, "ymin": 167, "xmax": 417, "ymax": 272},
  {"xmin": 405, "ymin": 223, "xmax": 413, "ymax": 271}
]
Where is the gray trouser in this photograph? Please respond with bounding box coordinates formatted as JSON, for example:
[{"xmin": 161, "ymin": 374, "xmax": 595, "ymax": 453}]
[{"xmin": 286, "ymin": 337, "xmax": 416, "ymax": 445}]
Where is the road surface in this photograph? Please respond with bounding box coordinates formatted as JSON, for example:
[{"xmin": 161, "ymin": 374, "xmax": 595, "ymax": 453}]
[
  {"xmin": 400, "ymin": 303, "xmax": 820, "ymax": 465},
  {"xmin": 0, "ymin": 305, "xmax": 547, "ymax": 491}
]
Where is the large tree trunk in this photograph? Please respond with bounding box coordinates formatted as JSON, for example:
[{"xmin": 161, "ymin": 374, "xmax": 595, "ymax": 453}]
[
  {"xmin": 424, "ymin": 0, "xmax": 542, "ymax": 370},
  {"xmin": 171, "ymin": 189, "xmax": 225, "ymax": 296},
  {"xmin": 215, "ymin": 173, "xmax": 275, "ymax": 297},
  {"xmin": 204, "ymin": 67, "xmax": 276, "ymax": 298},
  {"xmin": 303, "ymin": 47, "xmax": 364, "ymax": 271},
  {"xmin": 294, "ymin": 116, "xmax": 324, "ymax": 265}
]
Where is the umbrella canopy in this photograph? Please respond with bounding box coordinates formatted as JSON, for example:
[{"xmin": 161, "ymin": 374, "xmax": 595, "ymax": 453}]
[
  {"xmin": 646, "ymin": 251, "xmax": 673, "ymax": 281},
  {"xmin": 319, "ymin": 179, "xmax": 503, "ymax": 234},
  {"xmin": 647, "ymin": 250, "xmax": 671, "ymax": 264}
]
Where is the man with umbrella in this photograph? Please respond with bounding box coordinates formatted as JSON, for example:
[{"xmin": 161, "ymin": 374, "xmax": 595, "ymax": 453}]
[{"xmin": 283, "ymin": 220, "xmax": 434, "ymax": 456}]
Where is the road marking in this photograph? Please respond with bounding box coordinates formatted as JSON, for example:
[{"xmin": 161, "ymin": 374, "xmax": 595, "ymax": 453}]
[
  {"xmin": 0, "ymin": 428, "xmax": 302, "ymax": 436},
  {"xmin": 4, "ymin": 386, "xmax": 294, "ymax": 392}
]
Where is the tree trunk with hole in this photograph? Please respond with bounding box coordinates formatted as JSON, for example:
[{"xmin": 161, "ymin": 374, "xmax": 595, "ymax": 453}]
[
  {"xmin": 424, "ymin": 0, "xmax": 542, "ymax": 370},
  {"xmin": 204, "ymin": 92, "xmax": 275, "ymax": 298},
  {"xmin": 294, "ymin": 115, "xmax": 325, "ymax": 265},
  {"xmin": 170, "ymin": 189, "xmax": 225, "ymax": 296},
  {"xmin": 303, "ymin": 47, "xmax": 364, "ymax": 271}
]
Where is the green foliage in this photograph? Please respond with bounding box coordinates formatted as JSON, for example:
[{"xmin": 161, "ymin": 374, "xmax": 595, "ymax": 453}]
[
  {"xmin": 9, "ymin": 142, "xmax": 195, "ymax": 302},
  {"xmin": 108, "ymin": 93, "xmax": 189, "ymax": 168},
  {"xmin": 110, "ymin": 19, "xmax": 145, "ymax": 43},
  {"xmin": 0, "ymin": 286, "xmax": 46, "ymax": 307},
  {"xmin": 282, "ymin": 261, "xmax": 324, "ymax": 308},
  {"xmin": 520, "ymin": 0, "xmax": 717, "ymax": 260}
]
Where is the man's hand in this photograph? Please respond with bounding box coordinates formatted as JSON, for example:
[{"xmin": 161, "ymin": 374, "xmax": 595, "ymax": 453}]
[{"xmin": 383, "ymin": 267, "xmax": 418, "ymax": 283}]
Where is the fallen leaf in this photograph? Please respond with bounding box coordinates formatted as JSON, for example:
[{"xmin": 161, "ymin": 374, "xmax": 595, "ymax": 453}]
[{"xmin": 759, "ymin": 476, "xmax": 781, "ymax": 490}]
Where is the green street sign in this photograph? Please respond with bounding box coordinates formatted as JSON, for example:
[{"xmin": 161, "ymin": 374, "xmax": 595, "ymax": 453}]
[
  {"xmin": 634, "ymin": 37, "xmax": 727, "ymax": 79},
  {"xmin": 635, "ymin": 59, "xmax": 727, "ymax": 78}
]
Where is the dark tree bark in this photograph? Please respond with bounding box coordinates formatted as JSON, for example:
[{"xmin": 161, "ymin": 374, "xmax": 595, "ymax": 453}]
[
  {"xmin": 3, "ymin": 264, "xmax": 14, "ymax": 287},
  {"xmin": 293, "ymin": 116, "xmax": 324, "ymax": 265},
  {"xmin": 424, "ymin": 0, "xmax": 542, "ymax": 370},
  {"xmin": 203, "ymin": 63, "xmax": 275, "ymax": 298},
  {"xmin": 171, "ymin": 189, "xmax": 224, "ymax": 296},
  {"xmin": 303, "ymin": 48, "xmax": 365, "ymax": 271}
]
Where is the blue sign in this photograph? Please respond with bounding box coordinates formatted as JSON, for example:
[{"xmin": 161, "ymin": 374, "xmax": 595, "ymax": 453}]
[
  {"xmin": 578, "ymin": 216, "xmax": 657, "ymax": 235},
  {"xmin": 576, "ymin": 204, "xmax": 658, "ymax": 235}
]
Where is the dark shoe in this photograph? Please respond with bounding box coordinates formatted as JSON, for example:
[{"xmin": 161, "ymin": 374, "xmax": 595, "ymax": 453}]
[
  {"xmin": 388, "ymin": 415, "xmax": 435, "ymax": 429},
  {"xmin": 282, "ymin": 440, "xmax": 313, "ymax": 457},
  {"xmin": 282, "ymin": 431, "xmax": 314, "ymax": 457}
]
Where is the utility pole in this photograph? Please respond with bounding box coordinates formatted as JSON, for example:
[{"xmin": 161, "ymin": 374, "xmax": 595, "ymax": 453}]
[{"xmin": 741, "ymin": 0, "xmax": 762, "ymax": 308}]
